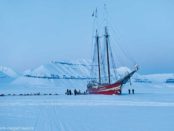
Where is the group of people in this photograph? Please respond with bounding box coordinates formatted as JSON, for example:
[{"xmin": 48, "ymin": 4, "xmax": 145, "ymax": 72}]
[
  {"xmin": 66, "ymin": 88, "xmax": 135, "ymax": 95},
  {"xmin": 66, "ymin": 89, "xmax": 73, "ymax": 95},
  {"xmin": 66, "ymin": 89, "xmax": 87, "ymax": 95},
  {"xmin": 128, "ymin": 89, "xmax": 135, "ymax": 94}
]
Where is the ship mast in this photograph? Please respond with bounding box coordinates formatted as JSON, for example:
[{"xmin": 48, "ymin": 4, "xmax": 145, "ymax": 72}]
[
  {"xmin": 105, "ymin": 26, "xmax": 111, "ymax": 84},
  {"xmin": 96, "ymin": 30, "xmax": 101, "ymax": 84}
]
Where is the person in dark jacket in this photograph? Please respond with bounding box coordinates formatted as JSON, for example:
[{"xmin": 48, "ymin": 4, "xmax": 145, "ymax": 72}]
[
  {"xmin": 74, "ymin": 89, "xmax": 77, "ymax": 95},
  {"xmin": 128, "ymin": 89, "xmax": 131, "ymax": 94},
  {"xmin": 132, "ymin": 89, "xmax": 135, "ymax": 94},
  {"xmin": 69, "ymin": 90, "xmax": 72, "ymax": 95},
  {"xmin": 66, "ymin": 89, "xmax": 69, "ymax": 95}
]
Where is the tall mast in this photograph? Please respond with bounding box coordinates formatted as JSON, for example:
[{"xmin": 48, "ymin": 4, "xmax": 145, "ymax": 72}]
[
  {"xmin": 105, "ymin": 26, "xmax": 111, "ymax": 84},
  {"xmin": 96, "ymin": 30, "xmax": 101, "ymax": 84}
]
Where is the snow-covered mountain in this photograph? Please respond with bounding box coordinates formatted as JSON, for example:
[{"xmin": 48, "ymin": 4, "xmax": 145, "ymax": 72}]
[
  {"xmin": 10, "ymin": 60, "xmax": 134, "ymax": 94},
  {"xmin": 1, "ymin": 60, "xmax": 173, "ymax": 86},
  {"xmin": 1, "ymin": 60, "xmax": 174, "ymax": 94},
  {"xmin": 0, "ymin": 66, "xmax": 18, "ymax": 87},
  {"xmin": 0, "ymin": 66, "xmax": 17, "ymax": 78},
  {"xmin": 10, "ymin": 60, "xmax": 91, "ymax": 93},
  {"xmin": 23, "ymin": 60, "xmax": 91, "ymax": 79},
  {"xmin": 133, "ymin": 73, "xmax": 174, "ymax": 84},
  {"xmin": 23, "ymin": 60, "xmax": 133, "ymax": 80}
]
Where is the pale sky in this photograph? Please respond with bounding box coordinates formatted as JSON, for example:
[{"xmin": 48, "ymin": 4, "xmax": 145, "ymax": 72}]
[{"xmin": 0, "ymin": 0, "xmax": 174, "ymax": 74}]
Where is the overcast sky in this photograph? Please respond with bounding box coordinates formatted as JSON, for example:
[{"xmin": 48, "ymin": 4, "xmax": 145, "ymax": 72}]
[{"xmin": 0, "ymin": 0, "xmax": 174, "ymax": 74}]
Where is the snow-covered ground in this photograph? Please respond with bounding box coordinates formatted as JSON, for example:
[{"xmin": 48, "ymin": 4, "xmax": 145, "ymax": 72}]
[
  {"xmin": 0, "ymin": 64, "xmax": 174, "ymax": 131},
  {"xmin": 1, "ymin": 82, "xmax": 174, "ymax": 131}
]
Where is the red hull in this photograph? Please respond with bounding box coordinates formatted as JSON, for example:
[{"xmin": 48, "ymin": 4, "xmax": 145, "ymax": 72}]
[
  {"xmin": 87, "ymin": 66, "xmax": 138, "ymax": 95},
  {"xmin": 87, "ymin": 81, "xmax": 122, "ymax": 95}
]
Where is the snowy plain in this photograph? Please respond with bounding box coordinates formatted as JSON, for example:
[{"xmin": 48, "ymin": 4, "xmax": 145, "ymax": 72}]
[{"xmin": 0, "ymin": 65, "xmax": 174, "ymax": 131}]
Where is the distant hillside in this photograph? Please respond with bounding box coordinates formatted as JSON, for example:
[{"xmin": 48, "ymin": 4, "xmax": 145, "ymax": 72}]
[
  {"xmin": 23, "ymin": 60, "xmax": 91, "ymax": 79},
  {"xmin": 0, "ymin": 66, "xmax": 17, "ymax": 78},
  {"xmin": 23, "ymin": 59, "xmax": 174, "ymax": 85},
  {"xmin": 133, "ymin": 73, "xmax": 174, "ymax": 84},
  {"xmin": 9, "ymin": 60, "xmax": 133, "ymax": 93},
  {"xmin": 0, "ymin": 66, "xmax": 18, "ymax": 86},
  {"xmin": 23, "ymin": 60, "xmax": 133, "ymax": 84},
  {"xmin": 0, "ymin": 61, "xmax": 174, "ymax": 94}
]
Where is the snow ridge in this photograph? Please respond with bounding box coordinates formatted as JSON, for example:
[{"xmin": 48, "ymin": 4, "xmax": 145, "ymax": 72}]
[
  {"xmin": 0, "ymin": 66, "xmax": 17, "ymax": 78},
  {"xmin": 24, "ymin": 60, "xmax": 92, "ymax": 79}
]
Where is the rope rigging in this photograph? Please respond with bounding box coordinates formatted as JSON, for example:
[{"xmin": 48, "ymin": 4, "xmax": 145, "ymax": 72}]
[{"xmin": 89, "ymin": 5, "xmax": 137, "ymax": 83}]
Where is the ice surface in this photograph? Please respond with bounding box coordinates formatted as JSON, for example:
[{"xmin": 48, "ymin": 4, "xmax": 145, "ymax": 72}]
[{"xmin": 0, "ymin": 83, "xmax": 174, "ymax": 131}]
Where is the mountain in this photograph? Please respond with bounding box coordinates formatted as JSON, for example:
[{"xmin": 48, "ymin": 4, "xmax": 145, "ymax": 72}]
[
  {"xmin": 11, "ymin": 60, "xmax": 91, "ymax": 94},
  {"xmin": 23, "ymin": 60, "xmax": 133, "ymax": 80},
  {"xmin": 0, "ymin": 66, "xmax": 18, "ymax": 87},
  {"xmin": 1, "ymin": 60, "xmax": 174, "ymax": 94},
  {"xmin": 23, "ymin": 59, "xmax": 91, "ymax": 79},
  {"xmin": 133, "ymin": 73, "xmax": 174, "ymax": 84},
  {"xmin": 9, "ymin": 60, "xmax": 134, "ymax": 94},
  {"xmin": 0, "ymin": 66, "xmax": 17, "ymax": 78}
]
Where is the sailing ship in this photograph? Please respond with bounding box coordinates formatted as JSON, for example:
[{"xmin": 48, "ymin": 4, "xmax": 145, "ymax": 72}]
[{"xmin": 87, "ymin": 8, "xmax": 138, "ymax": 95}]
